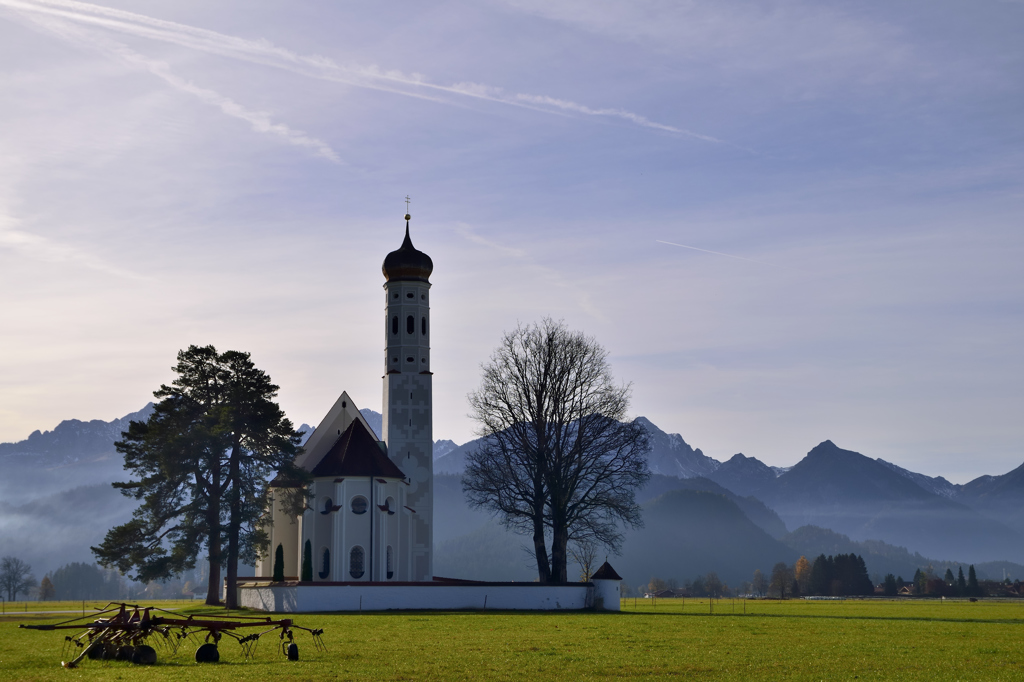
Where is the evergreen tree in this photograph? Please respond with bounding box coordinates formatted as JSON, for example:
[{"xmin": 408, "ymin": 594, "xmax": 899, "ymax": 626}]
[
  {"xmin": 944, "ymin": 568, "xmax": 955, "ymax": 584},
  {"xmin": 301, "ymin": 540, "xmax": 313, "ymax": 582},
  {"xmin": 272, "ymin": 544, "xmax": 285, "ymax": 582},
  {"xmin": 968, "ymin": 565, "xmax": 980, "ymax": 597},
  {"xmin": 914, "ymin": 568, "xmax": 926, "ymax": 595},
  {"xmin": 92, "ymin": 345, "xmax": 308, "ymax": 607},
  {"xmin": 809, "ymin": 554, "xmax": 830, "ymax": 596},
  {"xmin": 957, "ymin": 567, "xmax": 967, "ymax": 595},
  {"xmin": 49, "ymin": 563, "xmax": 108, "ymax": 601},
  {"xmin": 883, "ymin": 574, "xmax": 898, "ymax": 596}
]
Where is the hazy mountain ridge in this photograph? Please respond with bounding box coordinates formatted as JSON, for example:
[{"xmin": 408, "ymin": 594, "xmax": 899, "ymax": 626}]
[
  {"xmin": 754, "ymin": 441, "xmax": 1024, "ymax": 563},
  {"xmin": 875, "ymin": 458, "xmax": 959, "ymax": 499},
  {"xmin": 5, "ymin": 406, "xmax": 1024, "ymax": 580},
  {"xmin": 434, "ymin": 416, "xmax": 725, "ymax": 478},
  {"xmin": 0, "ymin": 404, "xmax": 154, "ymax": 463}
]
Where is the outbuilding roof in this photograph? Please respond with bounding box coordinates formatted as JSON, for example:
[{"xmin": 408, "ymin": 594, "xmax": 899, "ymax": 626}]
[
  {"xmin": 591, "ymin": 561, "xmax": 623, "ymax": 581},
  {"xmin": 310, "ymin": 419, "xmax": 406, "ymax": 479}
]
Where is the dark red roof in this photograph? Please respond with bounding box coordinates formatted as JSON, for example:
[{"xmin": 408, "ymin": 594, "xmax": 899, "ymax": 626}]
[
  {"xmin": 591, "ymin": 562, "xmax": 622, "ymax": 581},
  {"xmin": 309, "ymin": 419, "xmax": 405, "ymax": 479}
]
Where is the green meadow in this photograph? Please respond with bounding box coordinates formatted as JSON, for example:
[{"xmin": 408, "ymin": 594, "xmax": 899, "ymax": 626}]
[{"xmin": 2, "ymin": 598, "xmax": 1022, "ymax": 680}]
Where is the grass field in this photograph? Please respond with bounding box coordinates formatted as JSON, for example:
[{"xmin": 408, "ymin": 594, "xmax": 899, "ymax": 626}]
[{"xmin": 2, "ymin": 598, "xmax": 1022, "ymax": 680}]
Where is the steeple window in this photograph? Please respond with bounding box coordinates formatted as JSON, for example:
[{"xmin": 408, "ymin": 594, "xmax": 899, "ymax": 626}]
[
  {"xmin": 391, "ymin": 316, "xmax": 398, "ymax": 335},
  {"xmin": 407, "ymin": 315, "xmax": 414, "ymax": 334},
  {"xmin": 421, "ymin": 317, "xmax": 427, "ymax": 335}
]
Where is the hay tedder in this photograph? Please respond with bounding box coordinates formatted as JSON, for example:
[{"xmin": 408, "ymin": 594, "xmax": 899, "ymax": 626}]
[{"xmin": 19, "ymin": 602, "xmax": 325, "ymax": 668}]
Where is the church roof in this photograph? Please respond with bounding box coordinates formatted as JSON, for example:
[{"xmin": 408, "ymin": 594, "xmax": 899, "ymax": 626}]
[
  {"xmin": 382, "ymin": 219, "xmax": 432, "ymax": 283},
  {"xmin": 310, "ymin": 419, "xmax": 405, "ymax": 479},
  {"xmin": 591, "ymin": 561, "xmax": 623, "ymax": 581}
]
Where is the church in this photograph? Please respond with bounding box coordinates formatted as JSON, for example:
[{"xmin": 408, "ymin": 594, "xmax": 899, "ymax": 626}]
[
  {"xmin": 246, "ymin": 213, "xmax": 621, "ymax": 611},
  {"xmin": 255, "ymin": 211, "xmax": 435, "ymax": 583}
]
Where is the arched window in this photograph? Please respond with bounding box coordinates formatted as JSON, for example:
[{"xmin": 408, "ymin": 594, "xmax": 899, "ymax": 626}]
[
  {"xmin": 351, "ymin": 496, "xmax": 368, "ymax": 514},
  {"xmin": 320, "ymin": 497, "xmax": 333, "ymax": 515},
  {"xmin": 421, "ymin": 317, "xmax": 427, "ymax": 335},
  {"xmin": 385, "ymin": 496, "xmax": 396, "ymax": 515},
  {"xmin": 391, "ymin": 316, "xmax": 398, "ymax": 335},
  {"xmin": 350, "ymin": 546, "xmax": 365, "ymax": 579},
  {"xmin": 386, "ymin": 545, "xmax": 394, "ymax": 580},
  {"xmin": 319, "ymin": 547, "xmax": 330, "ymax": 580},
  {"xmin": 406, "ymin": 315, "xmax": 414, "ymax": 334}
]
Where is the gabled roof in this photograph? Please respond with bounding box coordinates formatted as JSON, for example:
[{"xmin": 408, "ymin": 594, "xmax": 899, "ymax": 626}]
[
  {"xmin": 591, "ymin": 561, "xmax": 622, "ymax": 581},
  {"xmin": 310, "ymin": 419, "xmax": 405, "ymax": 479},
  {"xmin": 296, "ymin": 391, "xmax": 376, "ymax": 472}
]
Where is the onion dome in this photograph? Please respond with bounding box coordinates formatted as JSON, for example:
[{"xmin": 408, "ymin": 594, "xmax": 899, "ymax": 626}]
[{"xmin": 382, "ymin": 214, "xmax": 433, "ymax": 282}]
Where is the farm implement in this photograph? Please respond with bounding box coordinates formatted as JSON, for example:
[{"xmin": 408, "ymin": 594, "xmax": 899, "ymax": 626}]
[{"xmin": 19, "ymin": 602, "xmax": 325, "ymax": 668}]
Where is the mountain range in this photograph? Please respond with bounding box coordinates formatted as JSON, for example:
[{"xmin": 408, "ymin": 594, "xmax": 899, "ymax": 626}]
[{"xmin": 3, "ymin": 406, "xmax": 1024, "ymax": 584}]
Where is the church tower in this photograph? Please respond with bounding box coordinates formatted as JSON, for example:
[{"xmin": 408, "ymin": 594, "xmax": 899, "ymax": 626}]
[{"xmin": 381, "ymin": 212, "xmax": 434, "ymax": 581}]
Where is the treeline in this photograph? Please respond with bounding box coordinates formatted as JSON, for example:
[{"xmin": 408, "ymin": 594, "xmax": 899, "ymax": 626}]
[
  {"xmin": 889, "ymin": 565, "xmax": 985, "ymax": 597},
  {"xmin": 40, "ymin": 562, "xmax": 206, "ymax": 601},
  {"xmin": 806, "ymin": 553, "xmax": 873, "ymax": 596},
  {"xmin": 634, "ymin": 553, "xmax": 874, "ymax": 599},
  {"xmin": 1, "ymin": 555, "xmax": 209, "ymax": 601}
]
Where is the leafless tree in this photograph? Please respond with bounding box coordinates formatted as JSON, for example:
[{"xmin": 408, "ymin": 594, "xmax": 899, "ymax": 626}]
[
  {"xmin": 464, "ymin": 319, "xmax": 650, "ymax": 583},
  {"xmin": 770, "ymin": 562, "xmax": 794, "ymax": 599},
  {"xmin": 568, "ymin": 538, "xmax": 600, "ymax": 582},
  {"xmin": 752, "ymin": 569, "xmax": 767, "ymax": 597},
  {"xmin": 0, "ymin": 556, "xmax": 37, "ymax": 601}
]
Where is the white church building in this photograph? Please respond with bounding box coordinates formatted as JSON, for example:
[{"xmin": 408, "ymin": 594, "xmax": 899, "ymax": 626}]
[{"xmin": 247, "ymin": 214, "xmax": 621, "ymax": 612}]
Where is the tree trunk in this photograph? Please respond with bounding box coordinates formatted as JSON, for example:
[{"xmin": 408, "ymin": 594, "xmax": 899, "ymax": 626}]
[
  {"xmin": 550, "ymin": 518, "xmax": 569, "ymax": 583},
  {"xmin": 225, "ymin": 443, "xmax": 241, "ymax": 609},
  {"xmin": 205, "ymin": 462, "xmax": 222, "ymax": 606},
  {"xmin": 532, "ymin": 516, "xmax": 551, "ymax": 583}
]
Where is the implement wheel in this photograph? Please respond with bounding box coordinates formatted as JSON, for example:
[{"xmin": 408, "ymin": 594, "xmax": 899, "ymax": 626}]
[
  {"xmin": 115, "ymin": 646, "xmax": 135, "ymax": 661},
  {"xmin": 287, "ymin": 643, "xmax": 299, "ymax": 661},
  {"xmin": 132, "ymin": 645, "xmax": 157, "ymax": 665},
  {"xmin": 195, "ymin": 643, "xmax": 220, "ymax": 663}
]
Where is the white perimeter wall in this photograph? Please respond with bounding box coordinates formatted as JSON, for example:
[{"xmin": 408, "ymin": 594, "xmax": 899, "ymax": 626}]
[{"xmin": 240, "ymin": 584, "xmax": 604, "ymax": 612}]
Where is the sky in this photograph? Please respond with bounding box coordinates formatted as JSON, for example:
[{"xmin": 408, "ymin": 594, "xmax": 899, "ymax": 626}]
[{"xmin": 0, "ymin": 0, "xmax": 1021, "ymax": 483}]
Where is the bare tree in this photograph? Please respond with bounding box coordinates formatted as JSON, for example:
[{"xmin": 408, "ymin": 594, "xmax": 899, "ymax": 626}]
[
  {"xmin": 568, "ymin": 538, "xmax": 600, "ymax": 582},
  {"xmin": 751, "ymin": 569, "xmax": 767, "ymax": 597},
  {"xmin": 770, "ymin": 562, "xmax": 794, "ymax": 599},
  {"xmin": 464, "ymin": 319, "xmax": 650, "ymax": 583},
  {"xmin": 0, "ymin": 556, "xmax": 37, "ymax": 601}
]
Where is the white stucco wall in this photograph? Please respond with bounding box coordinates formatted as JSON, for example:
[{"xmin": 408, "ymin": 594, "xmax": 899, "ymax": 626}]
[
  {"xmin": 593, "ymin": 579, "xmax": 620, "ymax": 611},
  {"xmin": 240, "ymin": 583, "xmax": 599, "ymax": 612}
]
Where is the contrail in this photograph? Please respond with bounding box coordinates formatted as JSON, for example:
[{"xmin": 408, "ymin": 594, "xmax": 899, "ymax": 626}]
[
  {"xmin": 0, "ymin": 211, "xmax": 149, "ymax": 280},
  {"xmin": 17, "ymin": 11, "xmax": 343, "ymax": 163},
  {"xmin": 0, "ymin": 0, "xmax": 722, "ymax": 142},
  {"xmin": 656, "ymin": 240, "xmax": 769, "ymax": 264}
]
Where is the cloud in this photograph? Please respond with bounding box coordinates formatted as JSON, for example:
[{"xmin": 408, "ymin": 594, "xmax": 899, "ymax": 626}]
[
  {"xmin": 7, "ymin": 9, "xmax": 343, "ymax": 163},
  {"xmin": 655, "ymin": 240, "xmax": 771, "ymax": 265},
  {"xmin": 0, "ymin": 0, "xmax": 719, "ymax": 142},
  {"xmin": 454, "ymin": 222, "xmax": 527, "ymax": 258},
  {"xmin": 0, "ymin": 208, "xmax": 147, "ymax": 280}
]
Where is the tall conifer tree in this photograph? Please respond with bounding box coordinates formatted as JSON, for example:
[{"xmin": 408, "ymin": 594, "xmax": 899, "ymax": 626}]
[{"xmin": 92, "ymin": 345, "xmax": 307, "ymax": 607}]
